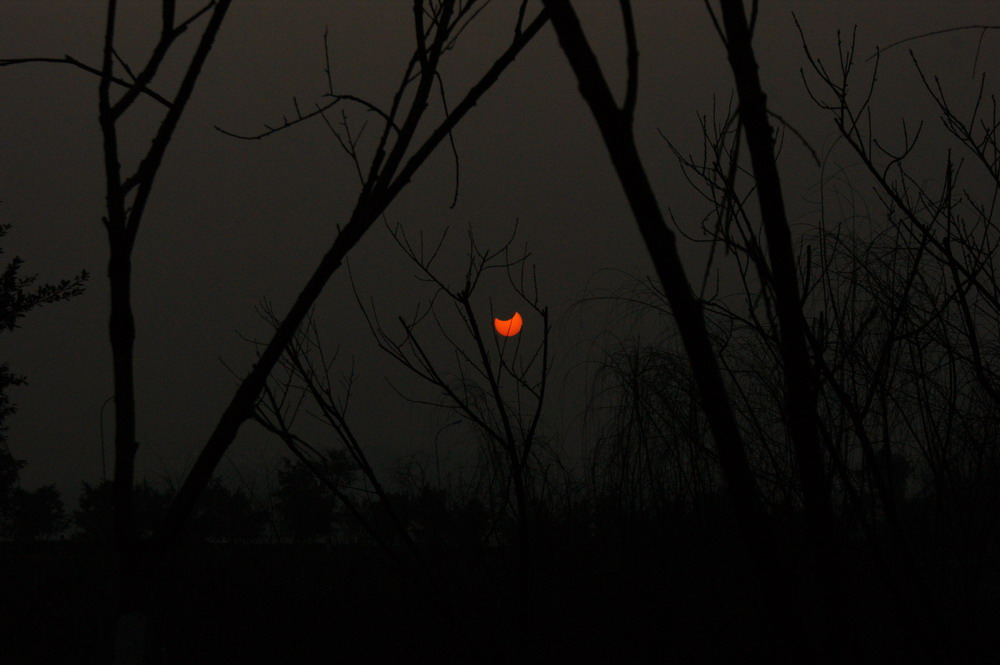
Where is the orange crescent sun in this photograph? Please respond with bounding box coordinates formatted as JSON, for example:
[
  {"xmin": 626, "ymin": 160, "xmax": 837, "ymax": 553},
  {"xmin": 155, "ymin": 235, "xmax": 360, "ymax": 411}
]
[{"xmin": 493, "ymin": 311, "xmax": 523, "ymax": 337}]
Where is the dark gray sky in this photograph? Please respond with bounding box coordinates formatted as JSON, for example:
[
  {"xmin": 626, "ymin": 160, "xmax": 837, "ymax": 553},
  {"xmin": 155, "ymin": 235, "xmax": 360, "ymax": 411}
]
[{"xmin": 2, "ymin": 1, "xmax": 997, "ymax": 504}]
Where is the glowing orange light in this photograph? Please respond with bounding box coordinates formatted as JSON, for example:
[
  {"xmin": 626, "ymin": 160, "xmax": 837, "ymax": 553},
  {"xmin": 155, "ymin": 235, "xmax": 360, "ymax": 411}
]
[{"xmin": 493, "ymin": 312, "xmax": 523, "ymax": 337}]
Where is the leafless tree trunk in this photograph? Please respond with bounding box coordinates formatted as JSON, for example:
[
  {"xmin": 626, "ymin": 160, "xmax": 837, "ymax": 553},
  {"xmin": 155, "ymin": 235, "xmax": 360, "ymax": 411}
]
[
  {"xmin": 97, "ymin": 3, "xmax": 235, "ymax": 662},
  {"xmin": 711, "ymin": 0, "xmax": 837, "ymax": 547},
  {"xmin": 539, "ymin": 2, "xmax": 818, "ymax": 660},
  {"xmin": 255, "ymin": 221, "xmax": 552, "ymax": 658},
  {"xmin": 794, "ymin": 20, "xmax": 1000, "ymax": 656},
  {"xmin": 5, "ymin": 2, "xmax": 548, "ymax": 662},
  {"xmin": 356, "ymin": 223, "xmax": 552, "ymax": 647}
]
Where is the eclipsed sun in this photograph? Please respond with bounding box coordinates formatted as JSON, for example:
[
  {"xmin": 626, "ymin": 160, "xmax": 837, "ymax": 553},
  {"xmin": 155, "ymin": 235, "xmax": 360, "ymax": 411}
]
[{"xmin": 493, "ymin": 312, "xmax": 523, "ymax": 337}]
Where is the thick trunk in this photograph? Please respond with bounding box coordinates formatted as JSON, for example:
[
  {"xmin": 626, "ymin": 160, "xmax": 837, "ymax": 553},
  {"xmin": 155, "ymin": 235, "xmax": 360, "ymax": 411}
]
[
  {"xmin": 91, "ymin": 4, "xmax": 547, "ymax": 661},
  {"xmin": 716, "ymin": 1, "xmax": 851, "ymax": 659},
  {"xmin": 113, "ymin": 612, "xmax": 147, "ymax": 665},
  {"xmin": 541, "ymin": 2, "xmax": 810, "ymax": 661},
  {"xmin": 717, "ymin": 0, "xmax": 835, "ymax": 547},
  {"xmin": 108, "ymin": 194, "xmax": 147, "ymax": 665},
  {"xmin": 112, "ymin": 529, "xmax": 155, "ymax": 664}
]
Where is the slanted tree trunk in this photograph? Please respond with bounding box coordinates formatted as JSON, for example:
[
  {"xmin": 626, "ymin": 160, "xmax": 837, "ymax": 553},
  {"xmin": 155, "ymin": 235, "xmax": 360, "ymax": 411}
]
[
  {"xmin": 89, "ymin": 2, "xmax": 549, "ymax": 662},
  {"xmin": 540, "ymin": 2, "xmax": 812, "ymax": 661},
  {"xmin": 714, "ymin": 2, "xmax": 852, "ymax": 658}
]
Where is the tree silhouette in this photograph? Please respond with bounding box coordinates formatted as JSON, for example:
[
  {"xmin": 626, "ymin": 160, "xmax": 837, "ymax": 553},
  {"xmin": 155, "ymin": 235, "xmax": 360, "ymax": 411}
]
[
  {"xmin": 4, "ymin": 2, "xmax": 1000, "ymax": 663},
  {"xmin": 540, "ymin": 2, "xmax": 821, "ymax": 660},
  {"xmin": 73, "ymin": 480, "xmax": 169, "ymax": 543},
  {"xmin": 4, "ymin": 3, "xmax": 548, "ymax": 661},
  {"xmin": 272, "ymin": 450, "xmax": 356, "ymax": 543},
  {"xmin": 186, "ymin": 478, "xmax": 267, "ymax": 544},
  {"xmin": 0, "ymin": 223, "xmax": 87, "ymax": 449},
  {"xmin": 0, "ymin": 448, "xmax": 68, "ymax": 540},
  {"xmin": 0, "ymin": 223, "xmax": 85, "ymax": 542},
  {"xmin": 359, "ymin": 223, "xmax": 551, "ymax": 569},
  {"xmin": 562, "ymin": 7, "xmax": 999, "ymax": 662}
]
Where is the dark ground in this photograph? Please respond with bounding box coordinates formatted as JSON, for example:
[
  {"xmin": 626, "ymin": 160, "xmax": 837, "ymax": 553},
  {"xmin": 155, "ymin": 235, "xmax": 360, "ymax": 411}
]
[{"xmin": 4, "ymin": 517, "xmax": 998, "ymax": 665}]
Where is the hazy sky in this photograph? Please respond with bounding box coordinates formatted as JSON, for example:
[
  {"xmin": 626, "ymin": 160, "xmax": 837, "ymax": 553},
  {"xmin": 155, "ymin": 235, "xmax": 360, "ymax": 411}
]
[{"xmin": 2, "ymin": 1, "xmax": 997, "ymax": 505}]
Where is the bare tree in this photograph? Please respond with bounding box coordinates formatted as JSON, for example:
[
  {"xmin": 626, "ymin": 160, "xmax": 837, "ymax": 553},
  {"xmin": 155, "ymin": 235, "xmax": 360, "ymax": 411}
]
[
  {"xmin": 359, "ymin": 221, "xmax": 550, "ymax": 561},
  {"xmin": 4, "ymin": 2, "xmax": 548, "ymax": 662},
  {"xmin": 594, "ymin": 14, "xmax": 999, "ymax": 660},
  {"xmin": 537, "ymin": 2, "xmax": 844, "ymax": 660},
  {"xmin": 250, "ymin": 220, "xmax": 552, "ymax": 659},
  {"xmin": 3, "ymin": 3, "xmax": 236, "ymax": 660},
  {"xmin": 793, "ymin": 20, "xmax": 1000, "ymax": 654}
]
